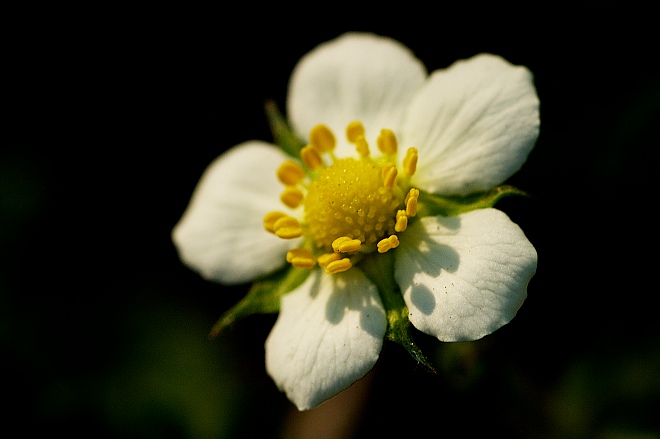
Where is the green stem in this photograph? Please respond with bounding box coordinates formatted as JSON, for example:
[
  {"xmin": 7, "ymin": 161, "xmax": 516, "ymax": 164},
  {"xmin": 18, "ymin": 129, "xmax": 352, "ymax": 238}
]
[{"xmin": 360, "ymin": 252, "xmax": 435, "ymax": 372}]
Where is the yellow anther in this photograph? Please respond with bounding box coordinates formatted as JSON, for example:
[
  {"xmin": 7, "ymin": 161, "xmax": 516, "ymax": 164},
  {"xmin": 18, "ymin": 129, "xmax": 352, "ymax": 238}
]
[
  {"xmin": 273, "ymin": 215, "xmax": 303, "ymax": 239},
  {"xmin": 382, "ymin": 162, "xmax": 398, "ymax": 189},
  {"xmin": 277, "ymin": 160, "xmax": 305, "ymax": 186},
  {"xmin": 264, "ymin": 211, "xmax": 287, "ymax": 233},
  {"xmin": 310, "ymin": 124, "xmax": 336, "ymax": 153},
  {"xmin": 286, "ymin": 248, "xmax": 316, "ymax": 269},
  {"xmin": 402, "ymin": 147, "xmax": 418, "ymax": 176},
  {"xmin": 301, "ymin": 145, "xmax": 323, "ymax": 170},
  {"xmin": 317, "ymin": 252, "xmax": 341, "ymax": 267},
  {"xmin": 332, "ymin": 236, "xmax": 362, "ymax": 253},
  {"xmin": 325, "ymin": 258, "xmax": 352, "ymax": 274},
  {"xmin": 395, "ymin": 209, "xmax": 408, "ymax": 232},
  {"xmin": 332, "ymin": 236, "xmax": 352, "ymax": 252},
  {"xmin": 271, "ymin": 122, "xmax": 422, "ymax": 273},
  {"xmin": 355, "ymin": 135, "xmax": 370, "ymax": 157},
  {"xmin": 377, "ymin": 128, "xmax": 398, "ymax": 155},
  {"xmin": 381, "ymin": 162, "xmax": 396, "ymax": 180},
  {"xmin": 346, "ymin": 121, "xmax": 365, "ymax": 143},
  {"xmin": 377, "ymin": 235, "xmax": 400, "ymax": 253},
  {"xmin": 405, "ymin": 188, "xmax": 419, "ymax": 217},
  {"xmin": 280, "ymin": 186, "xmax": 304, "ymax": 209}
]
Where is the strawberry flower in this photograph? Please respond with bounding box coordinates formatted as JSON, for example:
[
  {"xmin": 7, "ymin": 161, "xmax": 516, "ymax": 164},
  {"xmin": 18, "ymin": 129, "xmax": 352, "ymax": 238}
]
[{"xmin": 172, "ymin": 33, "xmax": 539, "ymax": 410}]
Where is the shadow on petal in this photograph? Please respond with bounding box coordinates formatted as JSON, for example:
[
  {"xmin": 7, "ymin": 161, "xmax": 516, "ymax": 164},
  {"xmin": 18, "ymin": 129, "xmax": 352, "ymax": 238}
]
[
  {"xmin": 398, "ymin": 216, "xmax": 462, "ymax": 316},
  {"xmin": 410, "ymin": 283, "xmax": 436, "ymax": 316},
  {"xmin": 323, "ymin": 271, "xmax": 386, "ymax": 339},
  {"xmin": 359, "ymin": 303, "xmax": 388, "ymax": 339},
  {"xmin": 324, "ymin": 274, "xmax": 347, "ymax": 325},
  {"xmin": 307, "ymin": 272, "xmax": 323, "ymax": 300}
]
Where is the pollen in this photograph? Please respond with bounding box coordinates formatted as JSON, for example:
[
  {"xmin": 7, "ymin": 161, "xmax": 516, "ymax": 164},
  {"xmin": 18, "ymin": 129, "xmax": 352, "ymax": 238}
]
[
  {"xmin": 402, "ymin": 147, "xmax": 418, "ymax": 176},
  {"xmin": 346, "ymin": 121, "xmax": 365, "ymax": 143},
  {"xmin": 277, "ymin": 161, "xmax": 305, "ymax": 185},
  {"xmin": 310, "ymin": 124, "xmax": 336, "ymax": 153},
  {"xmin": 395, "ymin": 209, "xmax": 408, "ymax": 233},
  {"xmin": 324, "ymin": 257, "xmax": 352, "ymax": 274},
  {"xmin": 405, "ymin": 188, "xmax": 419, "ymax": 217},
  {"xmin": 272, "ymin": 215, "xmax": 303, "ymax": 239},
  {"xmin": 286, "ymin": 248, "xmax": 316, "ymax": 268},
  {"xmin": 377, "ymin": 235, "xmax": 399, "ymax": 253},
  {"xmin": 377, "ymin": 129, "xmax": 398, "ymax": 155},
  {"xmin": 317, "ymin": 252, "xmax": 341, "ymax": 267},
  {"xmin": 381, "ymin": 162, "xmax": 398, "ymax": 189},
  {"xmin": 280, "ymin": 186, "xmax": 304, "ymax": 208},
  {"xmin": 301, "ymin": 145, "xmax": 323, "ymax": 170},
  {"xmin": 264, "ymin": 211, "xmax": 287, "ymax": 233},
  {"xmin": 332, "ymin": 236, "xmax": 362, "ymax": 253}
]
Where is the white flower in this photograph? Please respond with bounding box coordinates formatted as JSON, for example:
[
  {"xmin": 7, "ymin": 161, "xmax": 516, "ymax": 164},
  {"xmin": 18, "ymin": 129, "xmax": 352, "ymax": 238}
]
[{"xmin": 172, "ymin": 33, "xmax": 539, "ymax": 410}]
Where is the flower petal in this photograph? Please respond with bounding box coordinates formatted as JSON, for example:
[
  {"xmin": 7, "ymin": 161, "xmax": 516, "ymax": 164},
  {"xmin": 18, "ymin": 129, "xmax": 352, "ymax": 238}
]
[
  {"xmin": 172, "ymin": 141, "xmax": 300, "ymax": 284},
  {"xmin": 395, "ymin": 208, "xmax": 537, "ymax": 342},
  {"xmin": 401, "ymin": 54, "xmax": 539, "ymax": 196},
  {"xmin": 287, "ymin": 32, "xmax": 426, "ymax": 158},
  {"xmin": 265, "ymin": 268, "xmax": 386, "ymax": 410}
]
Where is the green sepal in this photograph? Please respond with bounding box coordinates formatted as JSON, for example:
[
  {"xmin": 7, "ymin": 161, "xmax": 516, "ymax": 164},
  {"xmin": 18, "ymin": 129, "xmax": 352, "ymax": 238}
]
[
  {"xmin": 264, "ymin": 99, "xmax": 306, "ymax": 158},
  {"xmin": 418, "ymin": 184, "xmax": 528, "ymax": 217},
  {"xmin": 209, "ymin": 265, "xmax": 310, "ymax": 339},
  {"xmin": 360, "ymin": 252, "xmax": 436, "ymax": 373}
]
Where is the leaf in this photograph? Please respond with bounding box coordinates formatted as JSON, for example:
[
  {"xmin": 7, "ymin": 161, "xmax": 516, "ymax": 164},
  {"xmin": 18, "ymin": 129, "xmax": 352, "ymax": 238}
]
[
  {"xmin": 418, "ymin": 184, "xmax": 528, "ymax": 217},
  {"xmin": 360, "ymin": 252, "xmax": 436, "ymax": 373},
  {"xmin": 264, "ymin": 99, "xmax": 306, "ymax": 158},
  {"xmin": 209, "ymin": 265, "xmax": 310, "ymax": 339}
]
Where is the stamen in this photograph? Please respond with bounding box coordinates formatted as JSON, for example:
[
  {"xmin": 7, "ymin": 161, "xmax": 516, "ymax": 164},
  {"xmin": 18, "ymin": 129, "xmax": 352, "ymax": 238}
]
[
  {"xmin": 273, "ymin": 215, "xmax": 303, "ymax": 239},
  {"xmin": 317, "ymin": 252, "xmax": 341, "ymax": 267},
  {"xmin": 286, "ymin": 248, "xmax": 316, "ymax": 269},
  {"xmin": 332, "ymin": 236, "xmax": 362, "ymax": 253},
  {"xmin": 272, "ymin": 122, "xmax": 416, "ymax": 274},
  {"xmin": 355, "ymin": 135, "xmax": 370, "ymax": 157},
  {"xmin": 264, "ymin": 211, "xmax": 287, "ymax": 233},
  {"xmin": 277, "ymin": 161, "xmax": 305, "ymax": 185},
  {"xmin": 394, "ymin": 209, "xmax": 408, "ymax": 232},
  {"xmin": 301, "ymin": 145, "xmax": 323, "ymax": 170},
  {"xmin": 310, "ymin": 124, "xmax": 336, "ymax": 153},
  {"xmin": 405, "ymin": 188, "xmax": 419, "ymax": 217},
  {"xmin": 377, "ymin": 235, "xmax": 400, "ymax": 253},
  {"xmin": 346, "ymin": 121, "xmax": 365, "ymax": 143},
  {"xmin": 381, "ymin": 162, "xmax": 398, "ymax": 189},
  {"xmin": 402, "ymin": 147, "xmax": 418, "ymax": 176},
  {"xmin": 280, "ymin": 187, "xmax": 304, "ymax": 209},
  {"xmin": 325, "ymin": 258, "xmax": 352, "ymax": 274},
  {"xmin": 377, "ymin": 129, "xmax": 398, "ymax": 155}
]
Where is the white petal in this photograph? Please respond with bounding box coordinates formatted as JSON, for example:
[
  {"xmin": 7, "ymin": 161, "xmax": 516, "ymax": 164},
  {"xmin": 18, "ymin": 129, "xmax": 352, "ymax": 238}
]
[
  {"xmin": 172, "ymin": 141, "xmax": 300, "ymax": 284},
  {"xmin": 287, "ymin": 32, "xmax": 426, "ymax": 158},
  {"xmin": 395, "ymin": 209, "xmax": 537, "ymax": 341},
  {"xmin": 402, "ymin": 54, "xmax": 539, "ymax": 196},
  {"xmin": 265, "ymin": 268, "xmax": 386, "ymax": 410}
]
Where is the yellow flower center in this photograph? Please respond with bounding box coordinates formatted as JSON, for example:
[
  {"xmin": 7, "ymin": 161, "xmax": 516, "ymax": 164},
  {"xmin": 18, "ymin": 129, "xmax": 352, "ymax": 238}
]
[
  {"xmin": 304, "ymin": 158, "xmax": 400, "ymax": 252},
  {"xmin": 264, "ymin": 121, "xmax": 420, "ymax": 274}
]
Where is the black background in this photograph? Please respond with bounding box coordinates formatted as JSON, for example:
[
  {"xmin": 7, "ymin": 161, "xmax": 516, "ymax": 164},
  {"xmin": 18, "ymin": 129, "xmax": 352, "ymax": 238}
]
[{"xmin": 3, "ymin": 3, "xmax": 658, "ymax": 438}]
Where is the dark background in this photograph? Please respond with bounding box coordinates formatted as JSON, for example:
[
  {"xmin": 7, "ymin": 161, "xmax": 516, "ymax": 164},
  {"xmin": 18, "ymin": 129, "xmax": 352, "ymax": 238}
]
[{"xmin": 3, "ymin": 3, "xmax": 658, "ymax": 438}]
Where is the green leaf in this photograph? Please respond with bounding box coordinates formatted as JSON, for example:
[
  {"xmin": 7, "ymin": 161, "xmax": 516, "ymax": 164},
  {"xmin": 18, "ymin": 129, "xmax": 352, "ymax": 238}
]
[
  {"xmin": 264, "ymin": 99, "xmax": 306, "ymax": 158},
  {"xmin": 418, "ymin": 184, "xmax": 528, "ymax": 217},
  {"xmin": 209, "ymin": 265, "xmax": 310, "ymax": 339},
  {"xmin": 360, "ymin": 252, "xmax": 436, "ymax": 373}
]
